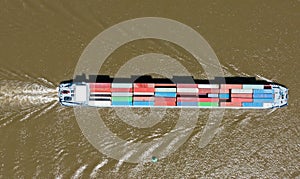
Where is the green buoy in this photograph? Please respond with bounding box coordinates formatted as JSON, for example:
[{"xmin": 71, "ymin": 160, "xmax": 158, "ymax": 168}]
[{"xmin": 151, "ymin": 156, "xmax": 158, "ymax": 163}]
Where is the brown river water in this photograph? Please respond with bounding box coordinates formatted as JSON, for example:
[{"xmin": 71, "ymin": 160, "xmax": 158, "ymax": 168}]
[{"xmin": 0, "ymin": 1, "xmax": 299, "ymax": 178}]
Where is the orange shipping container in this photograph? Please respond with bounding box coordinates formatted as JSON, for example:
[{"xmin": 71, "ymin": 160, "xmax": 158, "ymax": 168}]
[{"xmin": 220, "ymin": 84, "xmax": 242, "ymax": 89}]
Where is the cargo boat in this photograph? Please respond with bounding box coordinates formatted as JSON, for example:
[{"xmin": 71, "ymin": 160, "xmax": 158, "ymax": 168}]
[{"xmin": 58, "ymin": 76, "xmax": 288, "ymax": 109}]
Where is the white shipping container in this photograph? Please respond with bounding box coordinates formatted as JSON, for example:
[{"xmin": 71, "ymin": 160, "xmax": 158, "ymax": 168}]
[
  {"xmin": 208, "ymin": 93, "xmax": 219, "ymax": 98},
  {"xmin": 89, "ymin": 96, "xmax": 111, "ymax": 100},
  {"xmin": 198, "ymin": 84, "xmax": 219, "ymax": 88},
  {"xmin": 111, "ymin": 83, "xmax": 133, "ymax": 88},
  {"xmin": 242, "ymin": 84, "xmax": 264, "ymax": 89},
  {"xmin": 263, "ymin": 103, "xmax": 273, "ymax": 108},
  {"xmin": 231, "ymin": 89, "xmax": 253, "ymax": 93},
  {"xmin": 155, "ymin": 88, "xmax": 176, "ymax": 92},
  {"xmin": 177, "ymin": 88, "xmax": 198, "ymax": 93},
  {"xmin": 88, "ymin": 101, "xmax": 111, "ymax": 106},
  {"xmin": 133, "ymin": 92, "xmax": 155, "ymax": 95},
  {"xmin": 111, "ymin": 92, "xmax": 133, "ymax": 96}
]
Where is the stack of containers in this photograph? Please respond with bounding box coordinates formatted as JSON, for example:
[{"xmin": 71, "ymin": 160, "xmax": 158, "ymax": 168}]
[
  {"xmin": 176, "ymin": 84, "xmax": 198, "ymax": 106},
  {"xmin": 154, "ymin": 84, "xmax": 176, "ymax": 106},
  {"xmin": 133, "ymin": 83, "xmax": 155, "ymax": 106},
  {"xmin": 219, "ymin": 84, "xmax": 242, "ymax": 107},
  {"xmin": 111, "ymin": 83, "xmax": 133, "ymax": 106},
  {"xmin": 89, "ymin": 83, "xmax": 111, "ymax": 106},
  {"xmin": 198, "ymin": 84, "xmax": 219, "ymax": 107},
  {"xmin": 242, "ymin": 85, "xmax": 274, "ymax": 107}
]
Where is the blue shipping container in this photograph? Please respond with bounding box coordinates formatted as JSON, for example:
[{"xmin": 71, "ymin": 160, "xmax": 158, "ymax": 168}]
[
  {"xmin": 253, "ymin": 89, "xmax": 274, "ymax": 94},
  {"xmin": 177, "ymin": 102, "xmax": 198, "ymax": 106},
  {"xmin": 155, "ymin": 92, "xmax": 177, "ymax": 98},
  {"xmin": 219, "ymin": 93, "xmax": 230, "ymax": 99},
  {"xmin": 253, "ymin": 98, "xmax": 274, "ymax": 103},
  {"xmin": 253, "ymin": 93, "xmax": 273, "ymax": 98},
  {"xmin": 242, "ymin": 102, "xmax": 264, "ymax": 107},
  {"xmin": 112, "ymin": 101, "xmax": 133, "ymax": 106},
  {"xmin": 133, "ymin": 101, "xmax": 154, "ymax": 106}
]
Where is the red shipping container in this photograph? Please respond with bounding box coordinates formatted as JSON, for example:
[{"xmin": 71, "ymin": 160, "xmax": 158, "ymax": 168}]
[
  {"xmin": 231, "ymin": 98, "xmax": 253, "ymax": 102},
  {"xmin": 198, "ymin": 88, "xmax": 220, "ymax": 94},
  {"xmin": 177, "ymin": 97, "xmax": 198, "ymax": 102},
  {"xmin": 154, "ymin": 101, "xmax": 176, "ymax": 106},
  {"xmin": 231, "ymin": 93, "xmax": 253, "ymax": 98},
  {"xmin": 220, "ymin": 102, "xmax": 242, "ymax": 107},
  {"xmin": 155, "ymin": 97, "xmax": 176, "ymax": 102},
  {"xmin": 133, "ymin": 97, "xmax": 155, "ymax": 101},
  {"xmin": 219, "ymin": 89, "xmax": 230, "ymax": 93},
  {"xmin": 90, "ymin": 88, "xmax": 111, "ymax": 92},
  {"xmin": 133, "ymin": 88, "xmax": 155, "ymax": 92},
  {"xmin": 111, "ymin": 88, "xmax": 133, "ymax": 92},
  {"xmin": 90, "ymin": 83, "xmax": 111, "ymax": 88},
  {"xmin": 220, "ymin": 84, "xmax": 242, "ymax": 89},
  {"xmin": 198, "ymin": 98, "xmax": 219, "ymax": 102},
  {"xmin": 134, "ymin": 83, "xmax": 155, "ymax": 88},
  {"xmin": 177, "ymin": 92, "xmax": 198, "ymax": 96},
  {"xmin": 177, "ymin": 84, "xmax": 198, "ymax": 88},
  {"xmin": 155, "ymin": 83, "xmax": 176, "ymax": 87}
]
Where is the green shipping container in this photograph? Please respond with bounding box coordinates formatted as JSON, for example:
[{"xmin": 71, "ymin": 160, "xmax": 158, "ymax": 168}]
[
  {"xmin": 112, "ymin": 96, "xmax": 132, "ymax": 102},
  {"xmin": 198, "ymin": 102, "xmax": 219, "ymax": 107}
]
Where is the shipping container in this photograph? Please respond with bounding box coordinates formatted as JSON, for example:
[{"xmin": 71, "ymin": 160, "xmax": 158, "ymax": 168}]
[
  {"xmin": 177, "ymin": 102, "xmax": 198, "ymax": 106},
  {"xmin": 242, "ymin": 84, "xmax": 264, "ymax": 89},
  {"xmin": 220, "ymin": 102, "xmax": 242, "ymax": 107},
  {"xmin": 219, "ymin": 89, "xmax": 230, "ymax": 93},
  {"xmin": 90, "ymin": 88, "xmax": 111, "ymax": 92},
  {"xmin": 231, "ymin": 98, "xmax": 253, "ymax": 103},
  {"xmin": 133, "ymin": 101, "xmax": 154, "ymax": 106},
  {"xmin": 198, "ymin": 84, "xmax": 219, "ymax": 88},
  {"xmin": 220, "ymin": 84, "xmax": 242, "ymax": 89},
  {"xmin": 111, "ymin": 88, "xmax": 133, "ymax": 92},
  {"xmin": 90, "ymin": 92, "xmax": 111, "ymax": 95},
  {"xmin": 112, "ymin": 101, "xmax": 133, "ymax": 106},
  {"xmin": 133, "ymin": 88, "xmax": 155, "ymax": 92},
  {"xmin": 133, "ymin": 92, "xmax": 155, "ymax": 96},
  {"xmin": 198, "ymin": 98, "xmax": 219, "ymax": 102},
  {"xmin": 154, "ymin": 101, "xmax": 176, "ymax": 106},
  {"xmin": 253, "ymin": 93, "xmax": 274, "ymax": 99},
  {"xmin": 111, "ymin": 92, "xmax": 133, "ymax": 96},
  {"xmin": 198, "ymin": 88, "xmax": 220, "ymax": 94},
  {"xmin": 111, "ymin": 96, "xmax": 132, "ymax": 102},
  {"xmin": 133, "ymin": 96, "xmax": 155, "ymax": 101},
  {"xmin": 198, "ymin": 102, "xmax": 219, "ymax": 107},
  {"xmin": 155, "ymin": 83, "xmax": 176, "ymax": 87},
  {"xmin": 231, "ymin": 93, "xmax": 253, "ymax": 98},
  {"xmin": 155, "ymin": 92, "xmax": 177, "ymax": 98},
  {"xmin": 154, "ymin": 97, "xmax": 176, "ymax": 102},
  {"xmin": 231, "ymin": 89, "xmax": 253, "ymax": 93},
  {"xmin": 219, "ymin": 93, "xmax": 230, "ymax": 99},
  {"xmin": 111, "ymin": 83, "xmax": 132, "ymax": 88},
  {"xmin": 177, "ymin": 97, "xmax": 199, "ymax": 102},
  {"xmin": 176, "ymin": 84, "xmax": 198, "ymax": 88},
  {"xmin": 208, "ymin": 93, "xmax": 219, "ymax": 98},
  {"xmin": 177, "ymin": 92, "xmax": 198, "ymax": 96},
  {"xmin": 177, "ymin": 88, "xmax": 198, "ymax": 93},
  {"xmin": 155, "ymin": 88, "xmax": 176, "ymax": 92},
  {"xmin": 134, "ymin": 83, "xmax": 155, "ymax": 88},
  {"xmin": 253, "ymin": 89, "xmax": 274, "ymax": 94},
  {"xmin": 252, "ymin": 98, "xmax": 274, "ymax": 103},
  {"xmin": 89, "ymin": 83, "xmax": 111, "ymax": 88},
  {"xmin": 242, "ymin": 102, "xmax": 264, "ymax": 107}
]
